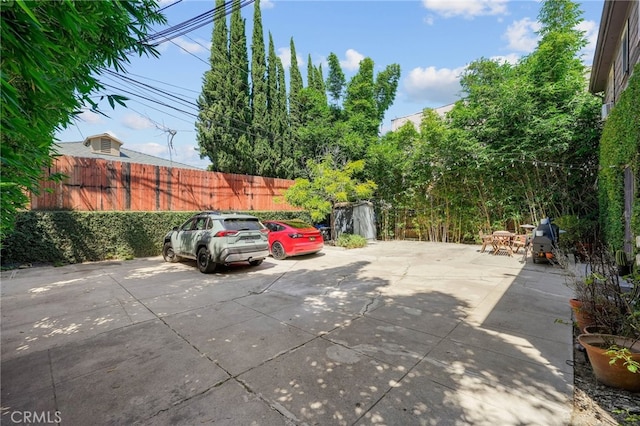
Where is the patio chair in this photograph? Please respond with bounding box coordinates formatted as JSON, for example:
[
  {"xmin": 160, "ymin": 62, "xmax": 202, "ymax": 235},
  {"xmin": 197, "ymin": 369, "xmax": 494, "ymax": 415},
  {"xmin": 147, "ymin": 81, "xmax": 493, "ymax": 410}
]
[
  {"xmin": 479, "ymin": 231, "xmax": 494, "ymax": 253},
  {"xmin": 511, "ymin": 234, "xmax": 528, "ymax": 254}
]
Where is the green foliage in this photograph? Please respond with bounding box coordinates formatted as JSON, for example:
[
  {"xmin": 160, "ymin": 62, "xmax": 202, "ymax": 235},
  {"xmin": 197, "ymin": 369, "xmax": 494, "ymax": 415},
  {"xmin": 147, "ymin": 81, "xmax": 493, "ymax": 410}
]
[
  {"xmin": 598, "ymin": 63, "xmax": 640, "ymax": 249},
  {"xmin": 335, "ymin": 233, "xmax": 368, "ymax": 249},
  {"xmin": 326, "ymin": 52, "xmax": 345, "ymax": 105},
  {"xmin": 288, "ymin": 37, "xmax": 304, "ymax": 129},
  {"xmin": 197, "ymin": 0, "xmax": 229, "ymax": 172},
  {"xmin": 554, "ymin": 214, "xmax": 597, "ymax": 251},
  {"xmin": 0, "ymin": 210, "xmax": 311, "ymax": 266},
  {"xmin": 251, "ymin": 0, "xmax": 270, "ymax": 176},
  {"xmin": 372, "ymin": 0, "xmax": 602, "ymax": 243},
  {"xmin": 1, "ymin": 0, "xmax": 165, "ymax": 241},
  {"xmin": 615, "ymin": 250, "xmax": 629, "ymax": 267},
  {"xmin": 605, "ymin": 346, "xmax": 640, "ymax": 374},
  {"xmin": 284, "ymin": 156, "xmax": 377, "ymax": 222}
]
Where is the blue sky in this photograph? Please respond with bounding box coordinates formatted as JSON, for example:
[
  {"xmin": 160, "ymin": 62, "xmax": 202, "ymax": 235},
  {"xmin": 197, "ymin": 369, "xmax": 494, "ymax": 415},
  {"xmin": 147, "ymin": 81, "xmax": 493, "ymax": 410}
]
[{"xmin": 55, "ymin": 0, "xmax": 605, "ymax": 169}]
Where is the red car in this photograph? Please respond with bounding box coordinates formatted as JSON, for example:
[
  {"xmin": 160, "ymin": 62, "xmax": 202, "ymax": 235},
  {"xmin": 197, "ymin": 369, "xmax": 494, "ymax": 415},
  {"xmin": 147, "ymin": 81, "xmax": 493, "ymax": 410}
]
[{"xmin": 262, "ymin": 220, "xmax": 324, "ymax": 260}]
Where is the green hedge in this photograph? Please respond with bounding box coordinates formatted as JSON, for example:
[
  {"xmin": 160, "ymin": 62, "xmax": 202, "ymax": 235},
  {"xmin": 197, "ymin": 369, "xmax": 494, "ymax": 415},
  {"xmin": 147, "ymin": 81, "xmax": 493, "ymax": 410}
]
[
  {"xmin": 598, "ymin": 63, "xmax": 640, "ymax": 250},
  {"xmin": 0, "ymin": 210, "xmax": 311, "ymax": 267}
]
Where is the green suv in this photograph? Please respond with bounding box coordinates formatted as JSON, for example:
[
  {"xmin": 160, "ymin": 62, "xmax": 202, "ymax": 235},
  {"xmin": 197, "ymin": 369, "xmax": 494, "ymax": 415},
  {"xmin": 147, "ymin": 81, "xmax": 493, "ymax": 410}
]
[{"xmin": 162, "ymin": 211, "xmax": 269, "ymax": 273}]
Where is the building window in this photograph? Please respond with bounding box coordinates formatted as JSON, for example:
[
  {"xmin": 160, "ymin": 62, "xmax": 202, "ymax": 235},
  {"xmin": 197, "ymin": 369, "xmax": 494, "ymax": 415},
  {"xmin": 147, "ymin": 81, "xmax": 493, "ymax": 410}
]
[{"xmin": 621, "ymin": 21, "xmax": 629, "ymax": 75}]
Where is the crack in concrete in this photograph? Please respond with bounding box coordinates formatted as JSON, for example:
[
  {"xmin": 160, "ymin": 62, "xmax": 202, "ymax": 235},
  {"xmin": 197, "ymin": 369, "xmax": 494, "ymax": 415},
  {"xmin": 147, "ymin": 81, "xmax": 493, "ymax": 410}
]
[
  {"xmin": 47, "ymin": 349, "xmax": 59, "ymax": 413},
  {"xmin": 247, "ymin": 271, "xmax": 287, "ymax": 295},
  {"xmin": 359, "ymin": 293, "xmax": 381, "ymax": 315}
]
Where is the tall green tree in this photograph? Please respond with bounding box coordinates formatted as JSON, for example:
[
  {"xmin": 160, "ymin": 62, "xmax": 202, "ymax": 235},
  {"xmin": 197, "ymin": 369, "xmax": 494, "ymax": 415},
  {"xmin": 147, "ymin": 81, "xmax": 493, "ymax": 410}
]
[
  {"xmin": 250, "ymin": 0, "xmax": 271, "ymax": 176},
  {"xmin": 342, "ymin": 58, "xmax": 400, "ymax": 161},
  {"xmin": 1, "ymin": 0, "xmax": 164, "ymax": 239},
  {"xmin": 284, "ymin": 155, "xmax": 377, "ymax": 237},
  {"xmin": 275, "ymin": 52, "xmax": 294, "ymax": 178},
  {"xmin": 266, "ymin": 32, "xmax": 287, "ymax": 177},
  {"xmin": 381, "ymin": 0, "xmax": 601, "ymax": 242},
  {"xmin": 288, "ymin": 38, "xmax": 304, "ymax": 128},
  {"xmin": 326, "ymin": 52, "xmax": 346, "ymax": 107},
  {"xmin": 306, "ymin": 54, "xmax": 316, "ymax": 89},
  {"xmin": 229, "ymin": 0, "xmax": 252, "ymax": 174},
  {"xmin": 313, "ymin": 64, "xmax": 327, "ymax": 101},
  {"xmin": 197, "ymin": 0, "xmax": 231, "ymax": 172}
]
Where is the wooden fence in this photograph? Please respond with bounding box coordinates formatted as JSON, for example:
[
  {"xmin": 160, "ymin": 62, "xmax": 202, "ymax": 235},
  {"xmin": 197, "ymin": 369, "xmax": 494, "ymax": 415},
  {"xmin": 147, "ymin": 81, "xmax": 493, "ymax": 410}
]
[{"xmin": 29, "ymin": 155, "xmax": 298, "ymax": 212}]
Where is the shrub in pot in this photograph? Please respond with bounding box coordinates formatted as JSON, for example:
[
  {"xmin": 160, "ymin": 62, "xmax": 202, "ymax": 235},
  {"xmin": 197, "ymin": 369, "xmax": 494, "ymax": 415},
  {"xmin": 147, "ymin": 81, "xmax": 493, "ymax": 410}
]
[
  {"xmin": 577, "ymin": 334, "xmax": 640, "ymax": 392},
  {"xmin": 565, "ymin": 244, "xmax": 640, "ymax": 391}
]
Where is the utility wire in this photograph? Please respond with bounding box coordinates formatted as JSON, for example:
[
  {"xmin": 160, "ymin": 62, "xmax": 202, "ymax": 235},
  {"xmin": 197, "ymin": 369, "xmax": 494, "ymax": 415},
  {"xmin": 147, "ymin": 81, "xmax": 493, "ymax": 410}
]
[
  {"xmin": 158, "ymin": 0, "xmax": 183, "ymax": 12},
  {"xmin": 145, "ymin": 0, "xmax": 255, "ymax": 45}
]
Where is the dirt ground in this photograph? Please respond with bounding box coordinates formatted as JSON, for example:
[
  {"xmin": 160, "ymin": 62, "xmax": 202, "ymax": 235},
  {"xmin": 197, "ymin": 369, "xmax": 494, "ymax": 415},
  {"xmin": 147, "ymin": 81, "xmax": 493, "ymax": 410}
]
[{"xmin": 571, "ymin": 334, "xmax": 640, "ymax": 425}]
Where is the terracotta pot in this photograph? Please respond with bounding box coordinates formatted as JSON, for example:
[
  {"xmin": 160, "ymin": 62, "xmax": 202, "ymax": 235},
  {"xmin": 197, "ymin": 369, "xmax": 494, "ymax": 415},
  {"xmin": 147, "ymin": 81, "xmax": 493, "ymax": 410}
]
[
  {"xmin": 582, "ymin": 324, "xmax": 611, "ymax": 335},
  {"xmin": 577, "ymin": 334, "xmax": 640, "ymax": 392},
  {"xmin": 569, "ymin": 298, "xmax": 595, "ymax": 330}
]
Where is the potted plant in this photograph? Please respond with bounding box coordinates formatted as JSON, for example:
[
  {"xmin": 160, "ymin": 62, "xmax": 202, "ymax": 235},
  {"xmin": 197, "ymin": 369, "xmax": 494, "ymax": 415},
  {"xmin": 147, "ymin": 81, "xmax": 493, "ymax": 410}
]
[
  {"xmin": 577, "ymin": 334, "xmax": 640, "ymax": 392},
  {"xmin": 566, "ymin": 243, "xmax": 640, "ymax": 391}
]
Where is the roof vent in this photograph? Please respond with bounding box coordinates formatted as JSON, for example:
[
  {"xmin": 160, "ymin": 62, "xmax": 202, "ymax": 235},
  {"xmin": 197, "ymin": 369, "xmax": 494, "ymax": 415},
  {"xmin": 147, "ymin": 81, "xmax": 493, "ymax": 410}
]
[{"xmin": 83, "ymin": 133, "xmax": 123, "ymax": 157}]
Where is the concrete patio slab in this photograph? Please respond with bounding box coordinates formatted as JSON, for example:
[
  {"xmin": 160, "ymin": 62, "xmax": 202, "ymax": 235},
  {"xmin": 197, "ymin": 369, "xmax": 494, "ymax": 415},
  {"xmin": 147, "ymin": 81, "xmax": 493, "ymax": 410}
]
[{"xmin": 1, "ymin": 241, "xmax": 577, "ymax": 425}]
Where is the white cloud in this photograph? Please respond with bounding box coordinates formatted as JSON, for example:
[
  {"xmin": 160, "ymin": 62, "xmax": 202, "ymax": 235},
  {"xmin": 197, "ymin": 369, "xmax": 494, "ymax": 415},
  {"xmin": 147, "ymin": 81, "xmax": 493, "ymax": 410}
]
[
  {"xmin": 577, "ymin": 19, "xmax": 599, "ymax": 64},
  {"xmin": 504, "ymin": 17, "xmax": 541, "ymax": 52},
  {"xmin": 135, "ymin": 141, "xmax": 209, "ymax": 169},
  {"xmin": 173, "ymin": 145, "xmax": 210, "ymax": 168},
  {"xmin": 277, "ymin": 47, "xmax": 304, "ymax": 69},
  {"xmin": 422, "ymin": 0, "xmax": 508, "ymax": 19},
  {"xmin": 403, "ymin": 66, "xmax": 465, "ymax": 105},
  {"xmin": 133, "ymin": 142, "xmax": 167, "ymax": 157},
  {"xmin": 77, "ymin": 109, "xmax": 103, "ymax": 125},
  {"xmin": 501, "ymin": 17, "xmax": 599, "ymax": 64},
  {"xmin": 173, "ymin": 37, "xmax": 209, "ymax": 54},
  {"xmin": 423, "ymin": 15, "xmax": 435, "ymax": 26},
  {"xmin": 261, "ymin": 0, "xmax": 275, "ymax": 9},
  {"xmin": 490, "ymin": 53, "xmax": 521, "ymax": 65},
  {"xmin": 122, "ymin": 113, "xmax": 155, "ymax": 130},
  {"xmin": 340, "ymin": 49, "xmax": 365, "ymax": 72}
]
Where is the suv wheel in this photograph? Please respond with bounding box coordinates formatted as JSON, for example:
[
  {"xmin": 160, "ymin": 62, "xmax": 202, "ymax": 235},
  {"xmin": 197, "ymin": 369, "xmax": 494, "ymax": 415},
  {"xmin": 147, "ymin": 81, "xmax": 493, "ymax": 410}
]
[
  {"xmin": 197, "ymin": 247, "xmax": 217, "ymax": 273},
  {"xmin": 249, "ymin": 259, "xmax": 263, "ymax": 266},
  {"xmin": 162, "ymin": 242, "xmax": 180, "ymax": 263}
]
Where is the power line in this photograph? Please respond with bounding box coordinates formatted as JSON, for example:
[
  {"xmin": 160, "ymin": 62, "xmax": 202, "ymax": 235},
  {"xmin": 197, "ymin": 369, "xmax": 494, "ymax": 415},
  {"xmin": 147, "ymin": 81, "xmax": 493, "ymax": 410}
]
[
  {"xmin": 158, "ymin": 0, "xmax": 183, "ymax": 12},
  {"xmin": 145, "ymin": 0, "xmax": 255, "ymax": 45}
]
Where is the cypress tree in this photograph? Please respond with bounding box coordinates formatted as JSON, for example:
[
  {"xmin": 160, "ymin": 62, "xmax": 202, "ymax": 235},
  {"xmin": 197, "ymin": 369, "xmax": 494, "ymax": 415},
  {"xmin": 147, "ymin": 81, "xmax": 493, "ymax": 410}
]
[
  {"xmin": 277, "ymin": 51, "xmax": 295, "ymax": 178},
  {"xmin": 266, "ymin": 32, "xmax": 281, "ymax": 174},
  {"xmin": 314, "ymin": 64, "xmax": 326, "ymax": 101},
  {"xmin": 251, "ymin": 0, "xmax": 271, "ymax": 176},
  {"xmin": 288, "ymin": 37, "xmax": 303, "ymax": 128},
  {"xmin": 229, "ymin": 0, "xmax": 252, "ymax": 174},
  {"xmin": 306, "ymin": 54, "xmax": 315, "ymax": 89},
  {"xmin": 196, "ymin": 0, "xmax": 231, "ymax": 171},
  {"xmin": 326, "ymin": 52, "xmax": 345, "ymax": 107}
]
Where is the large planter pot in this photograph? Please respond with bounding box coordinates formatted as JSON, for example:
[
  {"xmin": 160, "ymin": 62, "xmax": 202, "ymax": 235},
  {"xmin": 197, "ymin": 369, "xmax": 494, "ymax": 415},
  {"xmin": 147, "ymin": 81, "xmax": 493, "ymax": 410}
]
[
  {"xmin": 582, "ymin": 324, "xmax": 611, "ymax": 335},
  {"xmin": 577, "ymin": 334, "xmax": 640, "ymax": 392},
  {"xmin": 570, "ymin": 298, "xmax": 595, "ymax": 331}
]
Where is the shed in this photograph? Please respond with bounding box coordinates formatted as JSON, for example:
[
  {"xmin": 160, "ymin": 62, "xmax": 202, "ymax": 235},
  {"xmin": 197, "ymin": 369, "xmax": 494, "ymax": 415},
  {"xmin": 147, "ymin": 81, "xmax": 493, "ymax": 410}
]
[{"xmin": 334, "ymin": 201, "xmax": 376, "ymax": 241}]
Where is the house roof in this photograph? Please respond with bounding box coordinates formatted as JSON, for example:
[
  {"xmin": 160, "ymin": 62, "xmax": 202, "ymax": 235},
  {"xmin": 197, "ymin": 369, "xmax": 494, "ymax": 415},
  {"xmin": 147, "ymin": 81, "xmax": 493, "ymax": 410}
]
[
  {"xmin": 53, "ymin": 141, "xmax": 204, "ymax": 170},
  {"xmin": 589, "ymin": 0, "xmax": 631, "ymax": 93}
]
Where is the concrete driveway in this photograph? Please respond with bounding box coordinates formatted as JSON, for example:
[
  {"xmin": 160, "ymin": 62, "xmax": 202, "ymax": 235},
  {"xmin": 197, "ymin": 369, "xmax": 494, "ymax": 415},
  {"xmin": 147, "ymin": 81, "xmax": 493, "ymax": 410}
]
[{"xmin": 1, "ymin": 241, "xmax": 574, "ymax": 425}]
